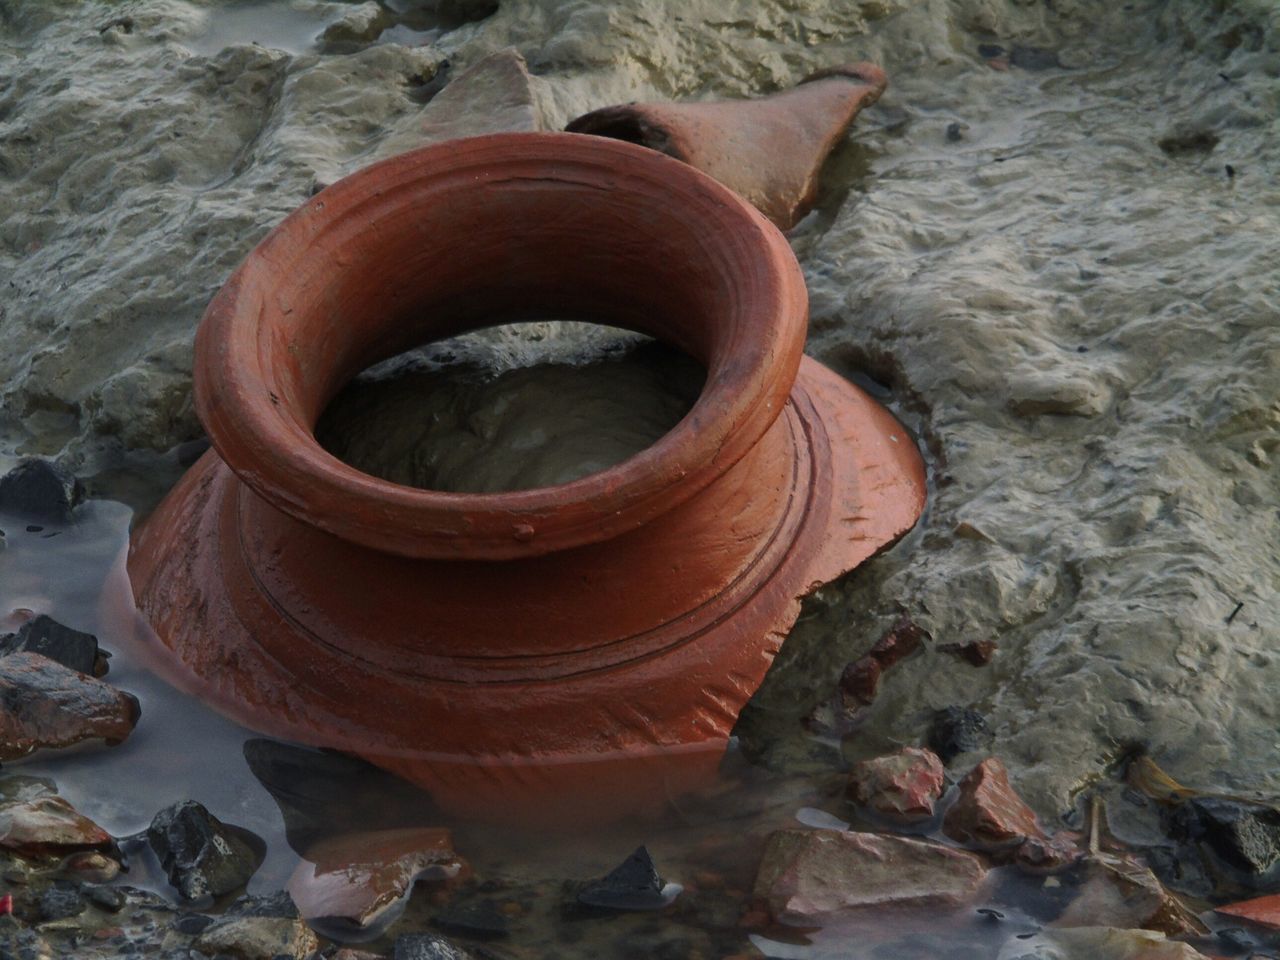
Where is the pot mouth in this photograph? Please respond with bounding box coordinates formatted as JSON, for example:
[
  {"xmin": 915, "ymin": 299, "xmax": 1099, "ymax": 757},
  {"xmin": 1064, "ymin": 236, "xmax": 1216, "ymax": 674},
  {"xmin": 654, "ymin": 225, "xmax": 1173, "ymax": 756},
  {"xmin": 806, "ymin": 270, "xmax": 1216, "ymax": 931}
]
[{"xmin": 195, "ymin": 132, "xmax": 808, "ymax": 560}]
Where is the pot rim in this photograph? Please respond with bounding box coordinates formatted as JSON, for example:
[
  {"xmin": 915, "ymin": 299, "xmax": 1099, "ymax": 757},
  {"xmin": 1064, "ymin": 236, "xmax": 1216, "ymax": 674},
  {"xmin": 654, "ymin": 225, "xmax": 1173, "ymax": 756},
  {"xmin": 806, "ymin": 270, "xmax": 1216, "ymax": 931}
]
[{"xmin": 194, "ymin": 132, "xmax": 808, "ymax": 560}]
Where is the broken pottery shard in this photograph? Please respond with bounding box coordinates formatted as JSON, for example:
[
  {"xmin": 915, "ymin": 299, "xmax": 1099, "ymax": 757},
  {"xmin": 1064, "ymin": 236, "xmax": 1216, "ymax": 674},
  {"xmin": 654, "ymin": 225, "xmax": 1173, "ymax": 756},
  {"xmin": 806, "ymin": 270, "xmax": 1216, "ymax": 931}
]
[
  {"xmin": 0, "ymin": 615, "xmax": 105, "ymax": 677},
  {"xmin": 753, "ymin": 829, "xmax": 987, "ymax": 923},
  {"xmin": 287, "ymin": 828, "xmax": 461, "ymax": 936},
  {"xmin": 0, "ymin": 652, "xmax": 138, "ymax": 760},
  {"xmin": 193, "ymin": 915, "xmax": 319, "ymax": 960},
  {"xmin": 148, "ymin": 801, "xmax": 263, "ymax": 902},
  {"xmin": 567, "ymin": 63, "xmax": 887, "ymax": 230},
  {"xmin": 0, "ymin": 795, "xmax": 113, "ymax": 858},
  {"xmin": 848, "ymin": 747, "xmax": 946, "ymax": 822},
  {"xmin": 578, "ymin": 846, "xmax": 678, "ymax": 911},
  {"xmin": 0, "ymin": 458, "xmax": 85, "ymax": 524},
  {"xmin": 1217, "ymin": 892, "xmax": 1280, "ymax": 929},
  {"xmin": 943, "ymin": 757, "xmax": 1043, "ymax": 849},
  {"xmin": 1055, "ymin": 853, "xmax": 1207, "ymax": 937}
]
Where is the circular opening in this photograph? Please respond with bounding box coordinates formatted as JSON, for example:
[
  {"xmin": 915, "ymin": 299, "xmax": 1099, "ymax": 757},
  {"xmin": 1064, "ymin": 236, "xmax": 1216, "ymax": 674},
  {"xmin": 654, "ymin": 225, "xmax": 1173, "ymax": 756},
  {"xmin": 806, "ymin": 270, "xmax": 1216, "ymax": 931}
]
[
  {"xmin": 195, "ymin": 132, "xmax": 807, "ymax": 560},
  {"xmin": 317, "ymin": 322, "xmax": 705, "ymax": 494}
]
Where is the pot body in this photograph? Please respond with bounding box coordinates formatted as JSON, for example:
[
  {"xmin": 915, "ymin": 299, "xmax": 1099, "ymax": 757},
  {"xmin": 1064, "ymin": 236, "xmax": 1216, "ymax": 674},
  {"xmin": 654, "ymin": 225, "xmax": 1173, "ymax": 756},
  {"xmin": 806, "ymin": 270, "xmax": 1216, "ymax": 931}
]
[{"xmin": 126, "ymin": 133, "xmax": 926, "ymax": 823}]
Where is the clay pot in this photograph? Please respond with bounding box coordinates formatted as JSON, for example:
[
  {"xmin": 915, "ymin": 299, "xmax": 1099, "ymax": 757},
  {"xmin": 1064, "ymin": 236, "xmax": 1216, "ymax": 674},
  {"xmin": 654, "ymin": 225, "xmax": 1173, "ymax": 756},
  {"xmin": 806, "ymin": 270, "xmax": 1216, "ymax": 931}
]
[
  {"xmin": 127, "ymin": 132, "xmax": 925, "ymax": 824},
  {"xmin": 566, "ymin": 63, "xmax": 888, "ymax": 230}
]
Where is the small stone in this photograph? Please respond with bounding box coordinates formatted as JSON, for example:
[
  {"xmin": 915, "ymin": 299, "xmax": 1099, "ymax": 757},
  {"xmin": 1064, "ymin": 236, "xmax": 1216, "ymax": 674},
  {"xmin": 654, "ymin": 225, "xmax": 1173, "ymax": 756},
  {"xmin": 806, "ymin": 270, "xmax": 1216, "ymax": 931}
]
[
  {"xmin": 175, "ymin": 913, "xmax": 216, "ymax": 934},
  {"xmin": 945, "ymin": 121, "xmax": 968, "ymax": 142},
  {"xmin": 148, "ymin": 801, "xmax": 262, "ymax": 902},
  {"xmin": 927, "ymin": 706, "xmax": 992, "ymax": 764},
  {"xmin": 753, "ymin": 829, "xmax": 987, "ymax": 923},
  {"xmin": 192, "ymin": 915, "xmax": 318, "ymax": 960},
  {"xmin": 1055, "ymin": 853, "xmax": 1208, "ymax": 938},
  {"xmin": 0, "ymin": 926, "xmax": 53, "ymax": 960},
  {"xmin": 577, "ymin": 846, "xmax": 676, "ymax": 911},
  {"xmin": 0, "ymin": 459, "xmax": 85, "ymax": 524},
  {"xmin": 84, "ymin": 886, "xmax": 126, "ymax": 912},
  {"xmin": 0, "ymin": 653, "xmax": 139, "ymax": 760},
  {"xmin": 225, "ymin": 890, "xmax": 299, "ymax": 919},
  {"xmin": 35, "ymin": 884, "xmax": 85, "ymax": 921},
  {"xmin": 0, "ymin": 615, "xmax": 105, "ymax": 676},
  {"xmin": 837, "ymin": 656, "xmax": 880, "ymax": 707},
  {"xmin": 848, "ymin": 747, "xmax": 946, "ymax": 822},
  {"xmin": 1217, "ymin": 892, "xmax": 1280, "ymax": 930},
  {"xmin": 944, "ymin": 758, "xmax": 1042, "ymax": 849},
  {"xmin": 394, "ymin": 932, "xmax": 473, "ymax": 960},
  {"xmin": 1167, "ymin": 796, "xmax": 1280, "ymax": 877},
  {"xmin": 0, "ymin": 795, "xmax": 114, "ymax": 858},
  {"xmin": 838, "ymin": 616, "xmax": 927, "ymax": 709},
  {"xmin": 1014, "ymin": 833, "xmax": 1083, "ymax": 874},
  {"xmin": 320, "ymin": 1, "xmax": 390, "ymax": 48},
  {"xmin": 938, "ymin": 639, "xmax": 997, "ymax": 666},
  {"xmin": 288, "ymin": 828, "xmax": 460, "ymax": 933}
]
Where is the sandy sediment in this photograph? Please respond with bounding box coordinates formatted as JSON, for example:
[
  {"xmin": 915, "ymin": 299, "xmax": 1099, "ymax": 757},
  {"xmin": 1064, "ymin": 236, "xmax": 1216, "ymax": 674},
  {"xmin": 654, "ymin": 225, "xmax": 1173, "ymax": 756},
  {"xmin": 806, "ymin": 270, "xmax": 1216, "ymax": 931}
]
[{"xmin": 1, "ymin": 0, "xmax": 1277, "ymax": 820}]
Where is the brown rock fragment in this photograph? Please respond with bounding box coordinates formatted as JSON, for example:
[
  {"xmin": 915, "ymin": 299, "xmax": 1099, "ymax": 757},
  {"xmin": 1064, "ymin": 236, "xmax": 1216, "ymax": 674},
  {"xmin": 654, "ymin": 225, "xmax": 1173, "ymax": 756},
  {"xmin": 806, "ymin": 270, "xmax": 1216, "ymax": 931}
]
[
  {"xmin": 849, "ymin": 747, "xmax": 946, "ymax": 822},
  {"xmin": 0, "ymin": 652, "xmax": 139, "ymax": 760},
  {"xmin": 753, "ymin": 829, "xmax": 986, "ymax": 923},
  {"xmin": 938, "ymin": 639, "xmax": 997, "ymax": 666},
  {"xmin": 839, "ymin": 615, "xmax": 927, "ymax": 708},
  {"xmin": 0, "ymin": 795, "xmax": 114, "ymax": 858},
  {"xmin": 943, "ymin": 757, "xmax": 1042, "ymax": 850}
]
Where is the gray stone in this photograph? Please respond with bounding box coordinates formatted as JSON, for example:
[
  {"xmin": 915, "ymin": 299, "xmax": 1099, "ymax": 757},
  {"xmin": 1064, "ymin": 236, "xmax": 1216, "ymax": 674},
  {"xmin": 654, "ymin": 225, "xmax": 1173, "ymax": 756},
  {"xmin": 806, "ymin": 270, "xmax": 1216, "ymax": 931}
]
[
  {"xmin": 0, "ymin": 460, "xmax": 84, "ymax": 525},
  {"xmin": 147, "ymin": 801, "xmax": 262, "ymax": 902},
  {"xmin": 192, "ymin": 915, "xmax": 318, "ymax": 960}
]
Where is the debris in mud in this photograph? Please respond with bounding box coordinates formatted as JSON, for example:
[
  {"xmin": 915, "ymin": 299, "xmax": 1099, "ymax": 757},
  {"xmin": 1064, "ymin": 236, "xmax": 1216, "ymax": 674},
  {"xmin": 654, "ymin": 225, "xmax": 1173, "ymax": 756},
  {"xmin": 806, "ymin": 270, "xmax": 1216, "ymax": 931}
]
[
  {"xmin": 288, "ymin": 827, "xmax": 461, "ymax": 935},
  {"xmin": 0, "ymin": 653, "xmax": 139, "ymax": 760},
  {"xmin": 938, "ymin": 639, "xmax": 998, "ymax": 666},
  {"xmin": 839, "ymin": 615, "xmax": 927, "ymax": 708},
  {"xmin": 944, "ymin": 758, "xmax": 1045, "ymax": 850},
  {"xmin": 848, "ymin": 746, "xmax": 946, "ymax": 823},
  {"xmin": 753, "ymin": 829, "xmax": 987, "ymax": 922},
  {"xmin": 927, "ymin": 706, "xmax": 993, "ymax": 764},
  {"xmin": 147, "ymin": 801, "xmax": 263, "ymax": 902},
  {"xmin": 0, "ymin": 459, "xmax": 85, "ymax": 524},
  {"xmin": 577, "ymin": 845, "xmax": 678, "ymax": 911},
  {"xmin": 0, "ymin": 614, "xmax": 109, "ymax": 677}
]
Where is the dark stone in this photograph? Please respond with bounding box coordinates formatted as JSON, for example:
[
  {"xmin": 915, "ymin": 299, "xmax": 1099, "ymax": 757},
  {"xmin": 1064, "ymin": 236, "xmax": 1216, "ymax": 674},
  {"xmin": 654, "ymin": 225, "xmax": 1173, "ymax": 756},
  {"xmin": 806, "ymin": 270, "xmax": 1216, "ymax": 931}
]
[
  {"xmin": 225, "ymin": 890, "xmax": 298, "ymax": 919},
  {"xmin": 1168, "ymin": 797, "xmax": 1280, "ymax": 877},
  {"xmin": 0, "ymin": 653, "xmax": 140, "ymax": 760},
  {"xmin": 927, "ymin": 706, "xmax": 992, "ymax": 764},
  {"xmin": 1010, "ymin": 46, "xmax": 1060, "ymax": 70},
  {"xmin": 85, "ymin": 885, "xmax": 126, "ymax": 912},
  {"xmin": 1157, "ymin": 128, "xmax": 1220, "ymax": 155},
  {"xmin": 174, "ymin": 913, "xmax": 215, "ymax": 934},
  {"xmin": 147, "ymin": 801, "xmax": 263, "ymax": 902},
  {"xmin": 577, "ymin": 846, "xmax": 672, "ymax": 911},
  {"xmin": 433, "ymin": 898, "xmax": 509, "ymax": 938},
  {"xmin": 838, "ymin": 656, "xmax": 881, "ymax": 707},
  {"xmin": 0, "ymin": 615, "xmax": 105, "ymax": 676},
  {"xmin": 394, "ymin": 932, "xmax": 473, "ymax": 960},
  {"xmin": 0, "ymin": 459, "xmax": 85, "ymax": 524},
  {"xmin": 945, "ymin": 121, "xmax": 967, "ymax": 142},
  {"xmin": 977, "ymin": 43, "xmax": 1005, "ymax": 59},
  {"xmin": 36, "ymin": 884, "xmax": 85, "ymax": 921}
]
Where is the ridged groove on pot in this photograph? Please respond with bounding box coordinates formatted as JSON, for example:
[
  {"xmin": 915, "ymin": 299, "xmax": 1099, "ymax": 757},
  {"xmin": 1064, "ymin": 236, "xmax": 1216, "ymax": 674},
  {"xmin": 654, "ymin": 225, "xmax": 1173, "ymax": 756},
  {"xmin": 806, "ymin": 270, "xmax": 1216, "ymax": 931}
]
[{"xmin": 127, "ymin": 133, "xmax": 926, "ymax": 824}]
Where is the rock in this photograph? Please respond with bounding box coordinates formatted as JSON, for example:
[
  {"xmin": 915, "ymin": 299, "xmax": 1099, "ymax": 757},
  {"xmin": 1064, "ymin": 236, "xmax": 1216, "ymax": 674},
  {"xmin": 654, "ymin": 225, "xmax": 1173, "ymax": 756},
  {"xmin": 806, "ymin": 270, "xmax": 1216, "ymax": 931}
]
[
  {"xmin": 839, "ymin": 616, "xmax": 927, "ymax": 709},
  {"xmin": 1055, "ymin": 853, "xmax": 1207, "ymax": 937},
  {"xmin": 320, "ymin": 1, "xmax": 389, "ymax": 48},
  {"xmin": 147, "ymin": 801, "xmax": 262, "ymax": 902},
  {"xmin": 944, "ymin": 757, "xmax": 1043, "ymax": 849},
  {"xmin": 225, "ymin": 890, "xmax": 297, "ymax": 918},
  {"xmin": 394, "ymin": 932, "xmax": 473, "ymax": 960},
  {"xmin": 1010, "ymin": 46, "xmax": 1061, "ymax": 71},
  {"xmin": 838, "ymin": 657, "xmax": 881, "ymax": 706},
  {"xmin": 60, "ymin": 851, "xmax": 121, "ymax": 884},
  {"xmin": 0, "ymin": 926, "xmax": 53, "ymax": 960},
  {"xmin": 997, "ymin": 927, "xmax": 1211, "ymax": 960},
  {"xmin": 0, "ymin": 615, "xmax": 106, "ymax": 677},
  {"xmin": 287, "ymin": 827, "xmax": 461, "ymax": 934},
  {"xmin": 1157, "ymin": 126, "xmax": 1220, "ymax": 156},
  {"xmin": 1217, "ymin": 892, "xmax": 1280, "ymax": 929},
  {"xmin": 192, "ymin": 915, "xmax": 318, "ymax": 960},
  {"xmin": 578, "ymin": 846, "xmax": 677, "ymax": 911},
  {"xmin": 927, "ymin": 706, "xmax": 992, "ymax": 764},
  {"xmin": 335, "ymin": 951, "xmax": 385, "ymax": 960},
  {"xmin": 0, "ymin": 795, "xmax": 113, "ymax": 858},
  {"xmin": 84, "ymin": 886, "xmax": 125, "ymax": 912},
  {"xmin": 0, "ymin": 459, "xmax": 85, "ymax": 524},
  {"xmin": 753, "ymin": 829, "xmax": 987, "ymax": 923},
  {"xmin": 433, "ymin": 898, "xmax": 509, "ymax": 938},
  {"xmin": 848, "ymin": 747, "xmax": 946, "ymax": 822},
  {"xmin": 35, "ymin": 884, "xmax": 85, "ymax": 921},
  {"xmin": 0, "ymin": 652, "xmax": 139, "ymax": 760},
  {"xmin": 1014, "ymin": 833, "xmax": 1084, "ymax": 874},
  {"xmin": 946, "ymin": 121, "xmax": 969, "ymax": 142},
  {"xmin": 1167, "ymin": 796, "xmax": 1280, "ymax": 877},
  {"xmin": 938, "ymin": 639, "xmax": 997, "ymax": 666}
]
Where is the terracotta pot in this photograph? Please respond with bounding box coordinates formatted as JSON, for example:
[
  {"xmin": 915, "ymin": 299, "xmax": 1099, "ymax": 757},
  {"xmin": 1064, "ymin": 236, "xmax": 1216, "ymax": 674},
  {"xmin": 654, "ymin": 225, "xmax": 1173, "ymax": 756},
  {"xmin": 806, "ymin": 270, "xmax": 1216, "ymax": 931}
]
[
  {"xmin": 127, "ymin": 132, "xmax": 925, "ymax": 824},
  {"xmin": 566, "ymin": 63, "xmax": 888, "ymax": 230}
]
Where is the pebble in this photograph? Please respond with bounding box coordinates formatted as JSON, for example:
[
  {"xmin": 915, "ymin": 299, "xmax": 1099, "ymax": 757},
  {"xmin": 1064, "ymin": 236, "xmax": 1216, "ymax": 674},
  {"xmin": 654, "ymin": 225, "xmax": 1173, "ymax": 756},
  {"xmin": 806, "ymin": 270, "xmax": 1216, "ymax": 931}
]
[
  {"xmin": 577, "ymin": 846, "xmax": 677, "ymax": 911},
  {"xmin": 927, "ymin": 706, "xmax": 992, "ymax": 763},
  {"xmin": 0, "ymin": 653, "xmax": 139, "ymax": 760},
  {"xmin": 394, "ymin": 932, "xmax": 474, "ymax": 960},
  {"xmin": 0, "ymin": 795, "xmax": 113, "ymax": 858},
  {"xmin": 848, "ymin": 747, "xmax": 946, "ymax": 823},
  {"xmin": 839, "ymin": 615, "xmax": 926, "ymax": 708},
  {"xmin": 147, "ymin": 801, "xmax": 262, "ymax": 902},
  {"xmin": 0, "ymin": 459, "xmax": 85, "ymax": 524},
  {"xmin": 35, "ymin": 884, "xmax": 85, "ymax": 921},
  {"xmin": 753, "ymin": 829, "xmax": 987, "ymax": 923},
  {"xmin": 192, "ymin": 915, "xmax": 318, "ymax": 959},
  {"xmin": 0, "ymin": 615, "xmax": 106, "ymax": 677}
]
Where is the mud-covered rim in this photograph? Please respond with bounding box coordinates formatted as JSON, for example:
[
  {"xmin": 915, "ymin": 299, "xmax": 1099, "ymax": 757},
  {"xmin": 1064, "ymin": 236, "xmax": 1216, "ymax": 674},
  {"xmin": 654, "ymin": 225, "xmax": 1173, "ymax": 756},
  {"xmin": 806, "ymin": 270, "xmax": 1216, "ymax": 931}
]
[{"xmin": 194, "ymin": 132, "xmax": 808, "ymax": 561}]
